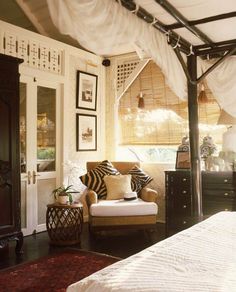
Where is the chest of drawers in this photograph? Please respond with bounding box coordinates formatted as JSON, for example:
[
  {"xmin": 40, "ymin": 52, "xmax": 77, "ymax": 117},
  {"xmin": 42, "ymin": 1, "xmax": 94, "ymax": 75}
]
[{"xmin": 165, "ymin": 170, "xmax": 236, "ymax": 236}]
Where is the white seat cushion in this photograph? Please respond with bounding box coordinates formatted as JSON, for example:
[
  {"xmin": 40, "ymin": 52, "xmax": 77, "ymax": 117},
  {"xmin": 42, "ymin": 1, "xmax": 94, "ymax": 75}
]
[{"xmin": 90, "ymin": 198, "xmax": 158, "ymax": 217}]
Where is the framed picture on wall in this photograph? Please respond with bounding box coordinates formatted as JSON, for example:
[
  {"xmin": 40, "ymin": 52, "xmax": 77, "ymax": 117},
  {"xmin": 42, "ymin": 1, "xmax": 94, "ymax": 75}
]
[
  {"xmin": 76, "ymin": 113, "xmax": 97, "ymax": 151},
  {"xmin": 76, "ymin": 70, "xmax": 97, "ymax": 111},
  {"xmin": 175, "ymin": 151, "xmax": 190, "ymax": 169}
]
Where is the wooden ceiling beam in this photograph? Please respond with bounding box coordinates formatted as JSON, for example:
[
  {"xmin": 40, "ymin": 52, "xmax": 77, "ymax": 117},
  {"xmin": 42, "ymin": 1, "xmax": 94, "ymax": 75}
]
[
  {"xmin": 155, "ymin": 0, "xmax": 214, "ymax": 46},
  {"xmin": 15, "ymin": 0, "xmax": 49, "ymax": 37},
  {"xmin": 195, "ymin": 39, "xmax": 236, "ymax": 50},
  {"xmin": 165, "ymin": 11, "xmax": 236, "ymax": 30},
  {"xmin": 120, "ymin": 0, "xmax": 191, "ymax": 54}
]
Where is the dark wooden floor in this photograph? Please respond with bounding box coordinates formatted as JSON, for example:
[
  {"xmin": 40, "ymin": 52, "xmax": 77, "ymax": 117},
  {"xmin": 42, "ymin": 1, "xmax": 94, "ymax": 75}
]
[{"xmin": 0, "ymin": 222, "xmax": 165, "ymax": 270}]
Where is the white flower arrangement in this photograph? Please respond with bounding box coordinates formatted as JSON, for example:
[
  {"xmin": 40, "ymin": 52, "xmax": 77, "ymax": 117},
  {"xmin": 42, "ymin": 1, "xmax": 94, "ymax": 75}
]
[{"xmin": 63, "ymin": 160, "xmax": 86, "ymax": 194}]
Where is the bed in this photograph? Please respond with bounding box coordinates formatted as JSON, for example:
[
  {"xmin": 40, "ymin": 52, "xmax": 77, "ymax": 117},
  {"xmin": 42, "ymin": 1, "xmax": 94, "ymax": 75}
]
[{"xmin": 67, "ymin": 211, "xmax": 236, "ymax": 292}]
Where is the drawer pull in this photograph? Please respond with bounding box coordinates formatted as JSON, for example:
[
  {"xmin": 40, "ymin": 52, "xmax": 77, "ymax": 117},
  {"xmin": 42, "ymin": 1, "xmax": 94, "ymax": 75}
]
[
  {"xmin": 183, "ymin": 221, "xmax": 187, "ymax": 224},
  {"xmin": 182, "ymin": 190, "xmax": 187, "ymax": 194},
  {"xmin": 224, "ymin": 179, "xmax": 228, "ymax": 183},
  {"xmin": 182, "ymin": 178, "xmax": 187, "ymax": 182},
  {"xmin": 224, "ymin": 193, "xmax": 229, "ymax": 196},
  {"xmin": 183, "ymin": 205, "xmax": 187, "ymax": 208}
]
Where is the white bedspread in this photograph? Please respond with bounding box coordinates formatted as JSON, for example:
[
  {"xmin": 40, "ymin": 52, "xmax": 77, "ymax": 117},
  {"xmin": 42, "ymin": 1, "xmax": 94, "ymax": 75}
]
[{"xmin": 67, "ymin": 212, "xmax": 236, "ymax": 292}]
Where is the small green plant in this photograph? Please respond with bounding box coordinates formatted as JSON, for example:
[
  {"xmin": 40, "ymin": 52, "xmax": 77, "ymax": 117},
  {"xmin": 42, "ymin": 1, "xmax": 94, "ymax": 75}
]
[{"xmin": 52, "ymin": 185, "xmax": 73, "ymax": 204}]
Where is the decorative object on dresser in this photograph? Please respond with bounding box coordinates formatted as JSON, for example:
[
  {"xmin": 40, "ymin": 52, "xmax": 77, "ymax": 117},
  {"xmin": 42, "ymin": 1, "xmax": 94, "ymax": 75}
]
[
  {"xmin": 175, "ymin": 151, "xmax": 190, "ymax": 169},
  {"xmin": 165, "ymin": 170, "xmax": 236, "ymax": 237},
  {"xmin": 0, "ymin": 54, "xmax": 23, "ymax": 254}
]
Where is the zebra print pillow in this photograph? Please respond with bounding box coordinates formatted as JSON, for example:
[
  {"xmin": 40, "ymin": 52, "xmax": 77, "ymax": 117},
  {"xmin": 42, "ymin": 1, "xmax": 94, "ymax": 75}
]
[
  {"xmin": 128, "ymin": 165, "xmax": 153, "ymax": 194},
  {"xmin": 80, "ymin": 160, "xmax": 120, "ymax": 199}
]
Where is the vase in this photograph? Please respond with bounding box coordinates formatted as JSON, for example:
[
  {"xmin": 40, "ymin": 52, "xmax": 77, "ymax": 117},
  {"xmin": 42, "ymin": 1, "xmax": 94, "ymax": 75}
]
[{"xmin": 57, "ymin": 195, "xmax": 68, "ymax": 205}]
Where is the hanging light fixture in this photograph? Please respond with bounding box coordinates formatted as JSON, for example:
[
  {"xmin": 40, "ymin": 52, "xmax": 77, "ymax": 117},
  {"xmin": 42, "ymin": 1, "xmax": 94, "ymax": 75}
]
[
  {"xmin": 137, "ymin": 92, "xmax": 144, "ymax": 108},
  {"xmin": 198, "ymin": 82, "xmax": 208, "ymax": 104}
]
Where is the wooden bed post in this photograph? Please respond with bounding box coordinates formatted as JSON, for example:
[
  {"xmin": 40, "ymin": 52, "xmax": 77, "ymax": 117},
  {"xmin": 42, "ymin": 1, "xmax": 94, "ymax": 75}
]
[{"xmin": 187, "ymin": 55, "xmax": 203, "ymax": 221}]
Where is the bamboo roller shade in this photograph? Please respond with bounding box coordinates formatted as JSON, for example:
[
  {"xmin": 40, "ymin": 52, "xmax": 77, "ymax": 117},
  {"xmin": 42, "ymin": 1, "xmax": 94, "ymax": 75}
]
[{"xmin": 119, "ymin": 61, "xmax": 222, "ymax": 145}]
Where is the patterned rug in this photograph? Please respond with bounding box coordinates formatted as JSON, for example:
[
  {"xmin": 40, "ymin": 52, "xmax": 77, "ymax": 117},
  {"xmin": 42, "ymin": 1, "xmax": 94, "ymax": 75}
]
[{"xmin": 0, "ymin": 249, "xmax": 120, "ymax": 292}]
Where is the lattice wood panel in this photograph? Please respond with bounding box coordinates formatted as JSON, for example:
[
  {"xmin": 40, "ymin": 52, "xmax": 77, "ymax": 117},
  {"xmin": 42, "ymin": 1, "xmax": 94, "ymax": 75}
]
[
  {"xmin": 1, "ymin": 31, "xmax": 62, "ymax": 74},
  {"xmin": 116, "ymin": 60, "xmax": 139, "ymax": 90}
]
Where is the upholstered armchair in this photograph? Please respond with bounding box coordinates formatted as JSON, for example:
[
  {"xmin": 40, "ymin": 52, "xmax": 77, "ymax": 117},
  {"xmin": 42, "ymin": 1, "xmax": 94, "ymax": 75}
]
[{"xmin": 81, "ymin": 161, "xmax": 160, "ymax": 234}]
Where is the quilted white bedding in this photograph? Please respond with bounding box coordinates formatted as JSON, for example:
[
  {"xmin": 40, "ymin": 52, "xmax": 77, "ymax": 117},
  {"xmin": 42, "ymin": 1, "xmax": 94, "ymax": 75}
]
[{"xmin": 67, "ymin": 212, "xmax": 236, "ymax": 292}]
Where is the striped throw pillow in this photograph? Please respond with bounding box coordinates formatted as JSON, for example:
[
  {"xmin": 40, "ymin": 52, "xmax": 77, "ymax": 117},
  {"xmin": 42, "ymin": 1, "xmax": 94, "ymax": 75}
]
[
  {"xmin": 80, "ymin": 160, "xmax": 120, "ymax": 199},
  {"xmin": 128, "ymin": 165, "xmax": 153, "ymax": 194}
]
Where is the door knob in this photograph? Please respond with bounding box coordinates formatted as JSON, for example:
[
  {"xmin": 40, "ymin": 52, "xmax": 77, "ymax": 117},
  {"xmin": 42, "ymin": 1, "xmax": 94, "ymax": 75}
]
[
  {"xmin": 32, "ymin": 170, "xmax": 40, "ymax": 184},
  {"xmin": 26, "ymin": 171, "xmax": 32, "ymax": 184}
]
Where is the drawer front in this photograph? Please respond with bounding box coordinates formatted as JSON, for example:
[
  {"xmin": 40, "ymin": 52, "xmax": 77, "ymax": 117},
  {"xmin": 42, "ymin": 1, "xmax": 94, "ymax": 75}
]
[
  {"xmin": 202, "ymin": 171, "xmax": 234, "ymax": 185},
  {"xmin": 203, "ymin": 189, "xmax": 236, "ymax": 198},
  {"xmin": 168, "ymin": 217, "xmax": 193, "ymax": 232},
  {"xmin": 203, "ymin": 198, "xmax": 235, "ymax": 215},
  {"xmin": 167, "ymin": 172, "xmax": 190, "ymax": 186}
]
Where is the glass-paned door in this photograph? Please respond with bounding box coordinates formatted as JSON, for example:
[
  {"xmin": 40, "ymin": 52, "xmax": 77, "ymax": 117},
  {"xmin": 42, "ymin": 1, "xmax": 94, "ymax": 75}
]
[{"xmin": 20, "ymin": 76, "xmax": 61, "ymax": 235}]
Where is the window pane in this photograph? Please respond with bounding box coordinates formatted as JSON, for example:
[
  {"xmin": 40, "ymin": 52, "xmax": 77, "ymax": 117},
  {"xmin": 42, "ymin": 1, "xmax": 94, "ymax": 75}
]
[{"xmin": 37, "ymin": 86, "xmax": 56, "ymax": 172}]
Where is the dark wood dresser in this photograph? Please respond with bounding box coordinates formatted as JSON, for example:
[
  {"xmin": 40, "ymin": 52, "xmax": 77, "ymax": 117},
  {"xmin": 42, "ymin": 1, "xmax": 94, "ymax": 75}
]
[
  {"xmin": 165, "ymin": 170, "xmax": 236, "ymax": 236},
  {"xmin": 0, "ymin": 54, "xmax": 23, "ymax": 254}
]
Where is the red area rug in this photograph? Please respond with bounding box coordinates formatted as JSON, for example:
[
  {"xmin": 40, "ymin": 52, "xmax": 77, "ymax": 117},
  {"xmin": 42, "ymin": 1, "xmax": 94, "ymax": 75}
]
[{"xmin": 0, "ymin": 249, "xmax": 120, "ymax": 292}]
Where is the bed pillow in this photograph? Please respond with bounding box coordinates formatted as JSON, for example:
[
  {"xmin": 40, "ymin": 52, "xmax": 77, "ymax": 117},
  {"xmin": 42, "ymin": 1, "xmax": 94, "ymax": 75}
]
[
  {"xmin": 80, "ymin": 160, "xmax": 120, "ymax": 199},
  {"xmin": 128, "ymin": 165, "xmax": 153, "ymax": 194},
  {"xmin": 104, "ymin": 174, "xmax": 132, "ymax": 200}
]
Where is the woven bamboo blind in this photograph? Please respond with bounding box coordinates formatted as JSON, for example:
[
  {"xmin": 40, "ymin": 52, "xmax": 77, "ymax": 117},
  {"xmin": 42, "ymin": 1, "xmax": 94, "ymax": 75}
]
[{"xmin": 119, "ymin": 61, "xmax": 222, "ymax": 145}]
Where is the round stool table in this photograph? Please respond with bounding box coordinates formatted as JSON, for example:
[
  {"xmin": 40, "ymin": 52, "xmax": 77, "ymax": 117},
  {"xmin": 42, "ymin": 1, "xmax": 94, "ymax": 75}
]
[{"xmin": 46, "ymin": 203, "xmax": 83, "ymax": 246}]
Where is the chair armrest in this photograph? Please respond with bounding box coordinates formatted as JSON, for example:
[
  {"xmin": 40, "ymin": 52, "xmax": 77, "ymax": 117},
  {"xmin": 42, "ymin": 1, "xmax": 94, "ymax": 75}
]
[
  {"xmin": 86, "ymin": 189, "xmax": 98, "ymax": 207},
  {"xmin": 140, "ymin": 187, "xmax": 161, "ymax": 205}
]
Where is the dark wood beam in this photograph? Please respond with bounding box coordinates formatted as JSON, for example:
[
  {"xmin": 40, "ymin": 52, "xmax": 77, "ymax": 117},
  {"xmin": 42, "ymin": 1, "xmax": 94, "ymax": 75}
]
[
  {"xmin": 119, "ymin": 0, "xmax": 191, "ymax": 54},
  {"xmin": 195, "ymin": 39, "xmax": 236, "ymax": 50},
  {"xmin": 155, "ymin": 0, "xmax": 214, "ymax": 46},
  {"xmin": 197, "ymin": 47, "xmax": 236, "ymax": 83},
  {"xmin": 165, "ymin": 11, "xmax": 236, "ymax": 30},
  {"xmin": 187, "ymin": 55, "xmax": 202, "ymax": 221},
  {"xmin": 196, "ymin": 44, "xmax": 236, "ymax": 57}
]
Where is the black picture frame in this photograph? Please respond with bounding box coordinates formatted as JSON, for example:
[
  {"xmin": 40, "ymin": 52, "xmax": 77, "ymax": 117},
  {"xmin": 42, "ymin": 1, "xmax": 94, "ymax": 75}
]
[
  {"xmin": 76, "ymin": 70, "xmax": 97, "ymax": 111},
  {"xmin": 76, "ymin": 113, "xmax": 97, "ymax": 151},
  {"xmin": 175, "ymin": 151, "xmax": 190, "ymax": 169}
]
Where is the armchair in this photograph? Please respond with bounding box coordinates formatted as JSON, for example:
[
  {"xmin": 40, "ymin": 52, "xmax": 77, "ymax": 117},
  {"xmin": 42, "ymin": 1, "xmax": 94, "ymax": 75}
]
[{"xmin": 84, "ymin": 161, "xmax": 160, "ymax": 233}]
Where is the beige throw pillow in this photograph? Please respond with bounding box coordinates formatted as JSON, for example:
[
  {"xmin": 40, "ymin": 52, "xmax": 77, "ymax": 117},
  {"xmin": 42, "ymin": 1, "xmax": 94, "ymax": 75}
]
[{"xmin": 104, "ymin": 174, "xmax": 132, "ymax": 200}]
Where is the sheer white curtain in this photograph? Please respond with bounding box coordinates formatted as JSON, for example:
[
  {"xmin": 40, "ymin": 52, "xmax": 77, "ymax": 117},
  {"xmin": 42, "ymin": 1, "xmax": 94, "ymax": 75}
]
[
  {"xmin": 47, "ymin": 0, "xmax": 236, "ymax": 117},
  {"xmin": 200, "ymin": 57, "xmax": 236, "ymax": 117},
  {"xmin": 47, "ymin": 0, "xmax": 187, "ymax": 100}
]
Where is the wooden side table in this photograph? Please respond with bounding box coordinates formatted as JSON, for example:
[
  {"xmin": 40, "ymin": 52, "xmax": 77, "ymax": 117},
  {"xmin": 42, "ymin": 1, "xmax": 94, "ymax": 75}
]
[{"xmin": 46, "ymin": 203, "xmax": 83, "ymax": 246}]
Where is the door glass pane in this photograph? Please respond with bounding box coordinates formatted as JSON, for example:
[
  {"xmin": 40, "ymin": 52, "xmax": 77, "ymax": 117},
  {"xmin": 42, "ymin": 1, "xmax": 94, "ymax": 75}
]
[
  {"xmin": 20, "ymin": 83, "xmax": 26, "ymax": 173},
  {"xmin": 37, "ymin": 86, "xmax": 56, "ymax": 172}
]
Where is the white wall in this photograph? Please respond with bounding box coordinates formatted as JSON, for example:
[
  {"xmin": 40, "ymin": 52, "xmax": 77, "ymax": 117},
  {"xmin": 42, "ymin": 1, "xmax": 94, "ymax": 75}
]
[{"xmin": 0, "ymin": 20, "xmax": 106, "ymax": 200}]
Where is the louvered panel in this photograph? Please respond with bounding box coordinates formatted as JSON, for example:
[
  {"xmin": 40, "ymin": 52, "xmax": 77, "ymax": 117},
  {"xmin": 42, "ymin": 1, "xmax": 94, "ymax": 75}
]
[
  {"xmin": 39, "ymin": 44, "xmax": 49, "ymax": 71},
  {"xmin": 50, "ymin": 48, "xmax": 61, "ymax": 74},
  {"xmin": 0, "ymin": 26, "xmax": 63, "ymax": 75},
  {"xmin": 28, "ymin": 40, "xmax": 39, "ymax": 68},
  {"xmin": 17, "ymin": 37, "xmax": 29, "ymax": 62},
  {"xmin": 4, "ymin": 32, "xmax": 17, "ymax": 56}
]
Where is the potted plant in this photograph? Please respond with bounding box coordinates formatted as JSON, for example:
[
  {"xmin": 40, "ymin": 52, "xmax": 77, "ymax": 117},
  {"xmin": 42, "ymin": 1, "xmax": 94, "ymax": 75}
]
[{"xmin": 52, "ymin": 185, "xmax": 73, "ymax": 205}]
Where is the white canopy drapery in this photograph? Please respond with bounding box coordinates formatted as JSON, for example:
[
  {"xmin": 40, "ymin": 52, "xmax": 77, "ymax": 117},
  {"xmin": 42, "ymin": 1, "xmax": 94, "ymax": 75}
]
[{"xmin": 47, "ymin": 0, "xmax": 236, "ymax": 117}]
